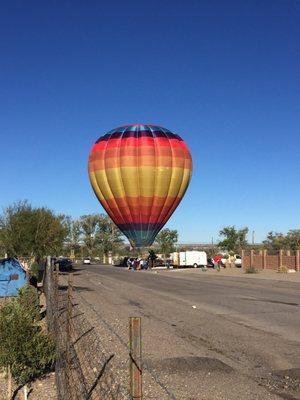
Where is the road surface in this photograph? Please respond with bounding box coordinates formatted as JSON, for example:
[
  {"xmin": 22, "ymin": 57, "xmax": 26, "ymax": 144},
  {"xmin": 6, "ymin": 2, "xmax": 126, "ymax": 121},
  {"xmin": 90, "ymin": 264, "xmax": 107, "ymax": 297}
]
[{"xmin": 73, "ymin": 265, "xmax": 300, "ymax": 400}]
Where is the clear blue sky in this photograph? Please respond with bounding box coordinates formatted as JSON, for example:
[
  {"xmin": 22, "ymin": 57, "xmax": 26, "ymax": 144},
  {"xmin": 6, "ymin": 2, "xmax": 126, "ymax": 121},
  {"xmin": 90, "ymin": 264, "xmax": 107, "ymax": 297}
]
[{"xmin": 1, "ymin": 1, "xmax": 300, "ymax": 243}]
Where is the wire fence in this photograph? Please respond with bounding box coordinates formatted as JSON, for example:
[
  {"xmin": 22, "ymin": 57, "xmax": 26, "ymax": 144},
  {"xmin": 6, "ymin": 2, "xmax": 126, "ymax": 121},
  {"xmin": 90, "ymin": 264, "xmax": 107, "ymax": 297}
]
[
  {"xmin": 76, "ymin": 293, "xmax": 177, "ymax": 400},
  {"xmin": 43, "ymin": 259, "xmax": 178, "ymax": 400},
  {"xmin": 43, "ymin": 260, "xmax": 130, "ymax": 400}
]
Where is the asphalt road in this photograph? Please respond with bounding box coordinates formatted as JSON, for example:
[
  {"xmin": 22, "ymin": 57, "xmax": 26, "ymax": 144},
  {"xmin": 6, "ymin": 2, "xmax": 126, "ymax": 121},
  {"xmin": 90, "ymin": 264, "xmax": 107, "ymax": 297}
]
[{"xmin": 74, "ymin": 265, "xmax": 300, "ymax": 400}]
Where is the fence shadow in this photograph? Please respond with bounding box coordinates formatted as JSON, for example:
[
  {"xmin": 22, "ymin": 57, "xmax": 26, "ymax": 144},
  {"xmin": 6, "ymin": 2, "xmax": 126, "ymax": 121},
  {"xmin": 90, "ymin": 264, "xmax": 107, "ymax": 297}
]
[{"xmin": 43, "ymin": 262, "xmax": 130, "ymax": 400}]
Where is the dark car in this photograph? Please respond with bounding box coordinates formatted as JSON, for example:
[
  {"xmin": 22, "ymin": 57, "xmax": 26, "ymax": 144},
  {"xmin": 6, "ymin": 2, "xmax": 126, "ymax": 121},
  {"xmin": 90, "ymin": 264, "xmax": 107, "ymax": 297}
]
[
  {"xmin": 207, "ymin": 258, "xmax": 215, "ymax": 268},
  {"xmin": 54, "ymin": 258, "xmax": 73, "ymax": 272}
]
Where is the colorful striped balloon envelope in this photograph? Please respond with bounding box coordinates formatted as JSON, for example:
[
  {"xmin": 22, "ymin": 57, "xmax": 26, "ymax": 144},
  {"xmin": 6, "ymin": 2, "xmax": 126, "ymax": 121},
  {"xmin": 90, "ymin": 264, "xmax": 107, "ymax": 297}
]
[{"xmin": 88, "ymin": 124, "xmax": 193, "ymax": 247}]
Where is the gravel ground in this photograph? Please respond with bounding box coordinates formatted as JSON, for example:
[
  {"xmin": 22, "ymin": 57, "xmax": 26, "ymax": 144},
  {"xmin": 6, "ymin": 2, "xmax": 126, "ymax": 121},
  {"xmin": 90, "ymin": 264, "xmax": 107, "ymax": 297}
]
[
  {"xmin": 2, "ymin": 266, "xmax": 299, "ymax": 400},
  {"xmin": 159, "ymin": 267, "xmax": 300, "ymax": 282},
  {"xmin": 70, "ymin": 265, "xmax": 300, "ymax": 400},
  {"xmin": 0, "ymin": 372, "xmax": 56, "ymax": 400}
]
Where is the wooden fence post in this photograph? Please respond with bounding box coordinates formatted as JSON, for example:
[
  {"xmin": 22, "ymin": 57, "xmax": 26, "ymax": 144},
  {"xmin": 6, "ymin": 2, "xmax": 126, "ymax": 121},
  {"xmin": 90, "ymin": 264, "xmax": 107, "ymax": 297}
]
[
  {"xmin": 241, "ymin": 250, "xmax": 245, "ymax": 269},
  {"xmin": 129, "ymin": 317, "xmax": 142, "ymax": 400},
  {"xmin": 66, "ymin": 274, "xmax": 73, "ymax": 376},
  {"xmin": 279, "ymin": 249, "xmax": 283, "ymax": 268},
  {"xmin": 67, "ymin": 273, "xmax": 74, "ymax": 339},
  {"xmin": 250, "ymin": 250, "xmax": 254, "ymax": 267},
  {"xmin": 296, "ymin": 250, "xmax": 300, "ymax": 272},
  {"xmin": 7, "ymin": 365, "xmax": 12, "ymax": 400},
  {"xmin": 262, "ymin": 250, "xmax": 267, "ymax": 269},
  {"xmin": 55, "ymin": 263, "xmax": 59, "ymax": 285}
]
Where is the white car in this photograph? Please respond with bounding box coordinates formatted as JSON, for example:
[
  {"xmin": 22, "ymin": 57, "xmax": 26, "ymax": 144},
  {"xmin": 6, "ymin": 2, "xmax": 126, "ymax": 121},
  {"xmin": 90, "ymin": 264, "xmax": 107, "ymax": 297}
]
[
  {"xmin": 83, "ymin": 258, "xmax": 91, "ymax": 265},
  {"xmin": 234, "ymin": 255, "xmax": 242, "ymax": 267}
]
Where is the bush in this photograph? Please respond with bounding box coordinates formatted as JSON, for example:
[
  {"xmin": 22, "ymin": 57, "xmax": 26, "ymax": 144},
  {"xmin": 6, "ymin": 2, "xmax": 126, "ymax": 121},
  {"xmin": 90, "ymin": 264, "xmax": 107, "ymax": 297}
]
[
  {"xmin": 0, "ymin": 285, "xmax": 55, "ymax": 386},
  {"xmin": 278, "ymin": 265, "xmax": 288, "ymax": 274},
  {"xmin": 29, "ymin": 262, "xmax": 39, "ymax": 279},
  {"xmin": 245, "ymin": 266, "xmax": 259, "ymax": 274},
  {"xmin": 18, "ymin": 284, "xmax": 40, "ymax": 322}
]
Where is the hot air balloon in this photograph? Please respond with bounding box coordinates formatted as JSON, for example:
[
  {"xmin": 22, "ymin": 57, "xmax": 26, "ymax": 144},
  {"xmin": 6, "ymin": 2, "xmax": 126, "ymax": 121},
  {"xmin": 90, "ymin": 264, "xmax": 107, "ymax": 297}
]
[{"xmin": 88, "ymin": 124, "xmax": 192, "ymax": 247}]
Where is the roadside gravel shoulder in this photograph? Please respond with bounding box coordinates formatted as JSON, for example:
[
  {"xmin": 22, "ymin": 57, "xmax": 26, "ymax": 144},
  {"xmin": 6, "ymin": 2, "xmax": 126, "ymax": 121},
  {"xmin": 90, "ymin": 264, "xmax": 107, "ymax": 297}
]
[
  {"xmin": 155, "ymin": 267, "xmax": 300, "ymax": 283},
  {"xmin": 70, "ymin": 266, "xmax": 297, "ymax": 400}
]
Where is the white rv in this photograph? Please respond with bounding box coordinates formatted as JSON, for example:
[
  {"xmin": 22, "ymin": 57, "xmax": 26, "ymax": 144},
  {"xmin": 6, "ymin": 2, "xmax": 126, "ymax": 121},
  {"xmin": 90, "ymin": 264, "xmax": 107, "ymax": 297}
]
[{"xmin": 171, "ymin": 251, "xmax": 207, "ymax": 268}]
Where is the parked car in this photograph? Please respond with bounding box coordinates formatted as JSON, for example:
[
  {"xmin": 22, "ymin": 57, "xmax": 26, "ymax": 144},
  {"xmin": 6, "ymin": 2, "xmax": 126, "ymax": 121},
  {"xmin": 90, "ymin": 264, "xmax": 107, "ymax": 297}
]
[
  {"xmin": 207, "ymin": 258, "xmax": 215, "ymax": 268},
  {"xmin": 234, "ymin": 255, "xmax": 242, "ymax": 267},
  {"xmin": 83, "ymin": 257, "xmax": 91, "ymax": 265},
  {"xmin": 54, "ymin": 258, "xmax": 73, "ymax": 272}
]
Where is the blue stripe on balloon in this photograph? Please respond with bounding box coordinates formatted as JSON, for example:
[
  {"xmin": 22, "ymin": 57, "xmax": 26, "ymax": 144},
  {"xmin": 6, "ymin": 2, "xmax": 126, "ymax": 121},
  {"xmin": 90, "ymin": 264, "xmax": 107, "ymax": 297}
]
[{"xmin": 95, "ymin": 125, "xmax": 183, "ymax": 143}]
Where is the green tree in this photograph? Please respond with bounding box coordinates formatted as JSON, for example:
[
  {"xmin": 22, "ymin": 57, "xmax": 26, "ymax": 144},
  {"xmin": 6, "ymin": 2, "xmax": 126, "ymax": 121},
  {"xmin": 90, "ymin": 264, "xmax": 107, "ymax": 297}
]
[
  {"xmin": 79, "ymin": 214, "xmax": 99, "ymax": 257},
  {"xmin": 96, "ymin": 215, "xmax": 124, "ymax": 257},
  {"xmin": 155, "ymin": 228, "xmax": 178, "ymax": 259},
  {"xmin": 263, "ymin": 231, "xmax": 287, "ymax": 253},
  {"xmin": 79, "ymin": 214, "xmax": 124, "ymax": 258},
  {"xmin": 286, "ymin": 230, "xmax": 300, "ymax": 251},
  {"xmin": 218, "ymin": 226, "xmax": 248, "ymax": 252},
  {"xmin": 0, "ymin": 201, "xmax": 69, "ymax": 261},
  {"xmin": 263, "ymin": 230, "xmax": 300, "ymax": 253},
  {"xmin": 64, "ymin": 217, "xmax": 82, "ymax": 257}
]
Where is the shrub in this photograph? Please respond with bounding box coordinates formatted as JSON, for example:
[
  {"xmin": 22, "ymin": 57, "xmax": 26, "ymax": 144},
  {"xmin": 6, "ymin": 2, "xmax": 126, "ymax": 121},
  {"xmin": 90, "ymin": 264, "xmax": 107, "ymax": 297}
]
[
  {"xmin": 278, "ymin": 265, "xmax": 288, "ymax": 274},
  {"xmin": 29, "ymin": 262, "xmax": 39, "ymax": 279},
  {"xmin": 18, "ymin": 284, "xmax": 40, "ymax": 322},
  {"xmin": 0, "ymin": 285, "xmax": 55, "ymax": 386},
  {"xmin": 245, "ymin": 266, "xmax": 259, "ymax": 274}
]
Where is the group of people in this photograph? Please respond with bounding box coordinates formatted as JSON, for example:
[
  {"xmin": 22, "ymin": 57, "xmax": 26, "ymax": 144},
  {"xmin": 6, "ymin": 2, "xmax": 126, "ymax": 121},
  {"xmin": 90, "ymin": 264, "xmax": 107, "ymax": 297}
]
[{"xmin": 126, "ymin": 257, "xmax": 149, "ymax": 271}]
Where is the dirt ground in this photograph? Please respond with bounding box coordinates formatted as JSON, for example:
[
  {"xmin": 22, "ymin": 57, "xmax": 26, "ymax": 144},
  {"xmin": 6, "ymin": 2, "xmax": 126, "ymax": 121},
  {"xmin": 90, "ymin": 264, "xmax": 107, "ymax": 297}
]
[
  {"xmin": 162, "ymin": 266, "xmax": 300, "ymax": 282},
  {"xmin": 1, "ymin": 266, "xmax": 300, "ymax": 399},
  {"xmin": 0, "ymin": 372, "xmax": 56, "ymax": 400},
  {"xmin": 70, "ymin": 264, "xmax": 300, "ymax": 400}
]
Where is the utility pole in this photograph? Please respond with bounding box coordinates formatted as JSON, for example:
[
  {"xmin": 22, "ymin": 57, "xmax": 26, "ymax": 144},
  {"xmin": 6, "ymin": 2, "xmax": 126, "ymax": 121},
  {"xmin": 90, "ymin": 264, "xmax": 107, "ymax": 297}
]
[{"xmin": 252, "ymin": 231, "xmax": 255, "ymax": 246}]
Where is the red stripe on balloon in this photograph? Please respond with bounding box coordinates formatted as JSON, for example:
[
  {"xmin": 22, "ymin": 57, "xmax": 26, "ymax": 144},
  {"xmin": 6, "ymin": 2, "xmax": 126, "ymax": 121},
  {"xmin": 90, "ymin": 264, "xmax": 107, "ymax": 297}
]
[{"xmin": 91, "ymin": 137, "xmax": 189, "ymax": 153}]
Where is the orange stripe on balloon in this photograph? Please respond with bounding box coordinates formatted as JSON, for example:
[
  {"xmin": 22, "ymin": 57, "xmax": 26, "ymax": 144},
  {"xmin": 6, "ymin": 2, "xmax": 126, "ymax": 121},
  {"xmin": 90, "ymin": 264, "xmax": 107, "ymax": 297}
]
[
  {"xmin": 91, "ymin": 145, "xmax": 189, "ymax": 158},
  {"xmin": 90, "ymin": 156, "xmax": 192, "ymax": 170}
]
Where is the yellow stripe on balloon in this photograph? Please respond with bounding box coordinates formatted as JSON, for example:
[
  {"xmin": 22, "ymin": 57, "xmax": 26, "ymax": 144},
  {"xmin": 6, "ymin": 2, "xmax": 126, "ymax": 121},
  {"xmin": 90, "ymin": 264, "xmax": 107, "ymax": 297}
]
[{"xmin": 89, "ymin": 167, "xmax": 192, "ymax": 199}]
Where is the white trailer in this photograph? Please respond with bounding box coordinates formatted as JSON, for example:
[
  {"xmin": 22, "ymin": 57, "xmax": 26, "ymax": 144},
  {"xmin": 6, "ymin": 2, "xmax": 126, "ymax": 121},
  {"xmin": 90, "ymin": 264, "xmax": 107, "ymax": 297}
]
[{"xmin": 174, "ymin": 251, "xmax": 207, "ymax": 268}]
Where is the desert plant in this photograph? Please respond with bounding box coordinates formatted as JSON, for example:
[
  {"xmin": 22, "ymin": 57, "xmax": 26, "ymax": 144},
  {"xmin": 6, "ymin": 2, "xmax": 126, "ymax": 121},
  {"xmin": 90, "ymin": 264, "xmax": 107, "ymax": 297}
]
[
  {"xmin": 278, "ymin": 265, "xmax": 288, "ymax": 274},
  {"xmin": 29, "ymin": 262, "xmax": 39, "ymax": 279},
  {"xmin": 245, "ymin": 266, "xmax": 259, "ymax": 274},
  {"xmin": 18, "ymin": 284, "xmax": 41, "ymax": 322},
  {"xmin": 0, "ymin": 285, "xmax": 55, "ymax": 391}
]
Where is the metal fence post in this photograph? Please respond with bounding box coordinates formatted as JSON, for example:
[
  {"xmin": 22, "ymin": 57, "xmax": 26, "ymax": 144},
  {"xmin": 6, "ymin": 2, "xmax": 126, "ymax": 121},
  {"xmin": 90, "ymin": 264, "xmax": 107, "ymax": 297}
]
[{"xmin": 129, "ymin": 317, "xmax": 142, "ymax": 400}]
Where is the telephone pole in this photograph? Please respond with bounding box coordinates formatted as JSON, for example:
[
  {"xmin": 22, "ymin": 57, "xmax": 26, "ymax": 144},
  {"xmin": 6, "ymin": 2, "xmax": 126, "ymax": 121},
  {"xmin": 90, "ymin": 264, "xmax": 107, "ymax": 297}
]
[{"xmin": 252, "ymin": 231, "xmax": 255, "ymax": 245}]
